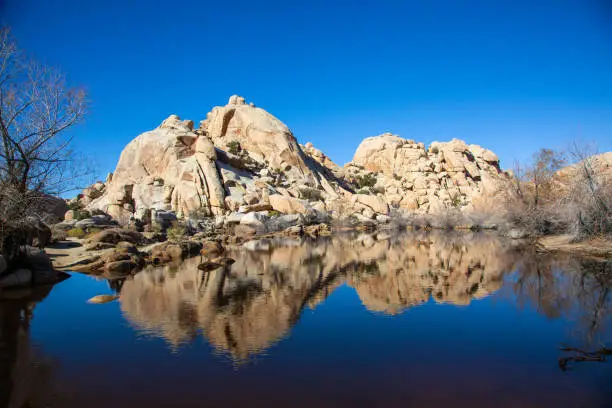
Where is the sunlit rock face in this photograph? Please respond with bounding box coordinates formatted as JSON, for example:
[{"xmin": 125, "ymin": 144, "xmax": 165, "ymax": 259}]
[
  {"xmin": 203, "ymin": 95, "xmax": 311, "ymax": 176},
  {"xmin": 86, "ymin": 96, "xmax": 348, "ymax": 221},
  {"xmin": 86, "ymin": 115, "xmax": 226, "ymax": 220},
  {"xmin": 119, "ymin": 233, "xmax": 521, "ymax": 360}
]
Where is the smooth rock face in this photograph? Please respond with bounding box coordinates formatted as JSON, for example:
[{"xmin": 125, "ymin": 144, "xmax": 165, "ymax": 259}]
[
  {"xmin": 204, "ymin": 97, "xmax": 311, "ymax": 174},
  {"xmin": 268, "ymin": 195, "xmax": 310, "ymax": 215},
  {"xmin": 352, "ymin": 194, "xmax": 389, "ymax": 215}
]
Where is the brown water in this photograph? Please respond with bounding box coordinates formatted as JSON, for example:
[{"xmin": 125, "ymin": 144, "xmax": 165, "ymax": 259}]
[{"xmin": 1, "ymin": 232, "xmax": 611, "ymax": 407}]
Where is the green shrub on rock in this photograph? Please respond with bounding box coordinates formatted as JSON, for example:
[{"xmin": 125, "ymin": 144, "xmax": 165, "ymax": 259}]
[
  {"xmin": 355, "ymin": 173, "xmax": 377, "ymax": 189},
  {"xmin": 166, "ymin": 221, "xmax": 187, "ymax": 242},
  {"xmin": 67, "ymin": 228, "xmax": 86, "ymax": 239},
  {"xmin": 227, "ymin": 140, "xmax": 241, "ymax": 155}
]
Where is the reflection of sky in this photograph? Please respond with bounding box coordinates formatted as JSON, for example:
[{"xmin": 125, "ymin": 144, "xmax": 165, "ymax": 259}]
[{"xmin": 26, "ymin": 267, "xmax": 612, "ymax": 408}]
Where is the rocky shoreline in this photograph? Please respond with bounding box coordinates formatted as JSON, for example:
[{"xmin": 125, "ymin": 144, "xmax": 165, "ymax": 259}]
[{"xmin": 47, "ymin": 209, "xmax": 509, "ymax": 282}]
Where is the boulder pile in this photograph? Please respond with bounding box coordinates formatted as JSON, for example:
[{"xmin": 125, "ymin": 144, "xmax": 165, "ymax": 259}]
[{"xmin": 68, "ymin": 96, "xmax": 513, "ymax": 229}]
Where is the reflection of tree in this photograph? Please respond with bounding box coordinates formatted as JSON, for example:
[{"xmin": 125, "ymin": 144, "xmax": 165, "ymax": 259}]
[
  {"xmin": 120, "ymin": 232, "xmax": 522, "ymax": 361},
  {"xmin": 514, "ymin": 255, "xmax": 612, "ymax": 351},
  {"xmin": 513, "ymin": 255, "xmax": 574, "ymax": 319},
  {"xmin": 574, "ymin": 259, "xmax": 611, "ymax": 344},
  {"xmin": 0, "ymin": 287, "xmax": 55, "ymax": 408}
]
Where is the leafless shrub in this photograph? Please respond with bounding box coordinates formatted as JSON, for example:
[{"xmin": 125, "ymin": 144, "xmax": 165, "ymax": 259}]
[
  {"xmin": 505, "ymin": 144, "xmax": 612, "ymax": 240},
  {"xmin": 561, "ymin": 143, "xmax": 612, "ymax": 240}
]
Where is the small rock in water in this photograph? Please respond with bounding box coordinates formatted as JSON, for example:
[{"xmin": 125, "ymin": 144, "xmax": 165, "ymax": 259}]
[{"xmin": 87, "ymin": 294, "xmax": 119, "ymax": 304}]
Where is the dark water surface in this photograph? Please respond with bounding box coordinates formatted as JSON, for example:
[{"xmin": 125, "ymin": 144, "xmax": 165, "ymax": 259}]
[{"xmin": 2, "ymin": 232, "xmax": 611, "ymax": 408}]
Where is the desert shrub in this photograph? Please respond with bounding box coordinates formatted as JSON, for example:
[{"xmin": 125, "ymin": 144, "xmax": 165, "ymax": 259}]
[
  {"xmin": 67, "ymin": 228, "xmax": 86, "ymax": 239},
  {"xmin": 74, "ymin": 209, "xmax": 91, "ymax": 220},
  {"xmin": 188, "ymin": 207, "xmax": 210, "ymax": 220},
  {"xmin": 51, "ymin": 228, "xmax": 67, "ymax": 242},
  {"xmin": 561, "ymin": 157, "xmax": 612, "ymax": 240},
  {"xmin": 355, "ymin": 173, "xmax": 377, "ymax": 189},
  {"xmin": 506, "ymin": 146, "xmax": 612, "ymax": 240},
  {"xmin": 151, "ymin": 222, "xmax": 163, "ymax": 234},
  {"xmin": 268, "ymin": 210, "xmax": 281, "ymax": 217},
  {"xmin": 450, "ymin": 194, "xmax": 463, "ymax": 208},
  {"xmin": 356, "ymin": 189, "xmax": 370, "ymax": 195},
  {"xmin": 299, "ymin": 188, "xmax": 323, "ymax": 201},
  {"xmin": 166, "ymin": 221, "xmax": 187, "ymax": 242},
  {"xmin": 68, "ymin": 201, "xmax": 83, "ymax": 211},
  {"xmin": 227, "ymin": 140, "xmax": 241, "ymax": 155}
]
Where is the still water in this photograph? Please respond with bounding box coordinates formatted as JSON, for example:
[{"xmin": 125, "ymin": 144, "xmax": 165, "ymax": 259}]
[{"xmin": 1, "ymin": 232, "xmax": 611, "ymax": 408}]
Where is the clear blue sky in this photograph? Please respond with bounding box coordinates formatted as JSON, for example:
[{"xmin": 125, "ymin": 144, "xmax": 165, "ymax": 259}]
[{"xmin": 3, "ymin": 0, "xmax": 611, "ymax": 177}]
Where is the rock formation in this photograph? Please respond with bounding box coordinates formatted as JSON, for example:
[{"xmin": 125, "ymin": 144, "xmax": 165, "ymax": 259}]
[
  {"xmin": 82, "ymin": 96, "xmax": 350, "ymax": 224},
  {"xmin": 73, "ymin": 95, "xmax": 514, "ymax": 226},
  {"xmin": 344, "ymin": 133, "xmax": 512, "ymax": 214}
]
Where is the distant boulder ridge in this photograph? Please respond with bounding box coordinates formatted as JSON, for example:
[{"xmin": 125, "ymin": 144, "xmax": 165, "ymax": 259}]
[{"xmin": 72, "ymin": 95, "xmax": 513, "ymax": 222}]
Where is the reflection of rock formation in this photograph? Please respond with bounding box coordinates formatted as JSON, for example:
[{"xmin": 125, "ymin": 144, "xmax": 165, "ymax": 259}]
[
  {"xmin": 349, "ymin": 234, "xmax": 519, "ymax": 314},
  {"xmin": 120, "ymin": 233, "xmax": 522, "ymax": 360},
  {"xmin": 120, "ymin": 240, "xmax": 348, "ymax": 359}
]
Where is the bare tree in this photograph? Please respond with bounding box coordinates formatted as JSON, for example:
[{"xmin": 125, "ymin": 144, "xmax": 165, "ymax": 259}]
[
  {"xmin": 0, "ymin": 27, "xmax": 87, "ymax": 225},
  {"xmin": 527, "ymin": 148, "xmax": 566, "ymax": 207}
]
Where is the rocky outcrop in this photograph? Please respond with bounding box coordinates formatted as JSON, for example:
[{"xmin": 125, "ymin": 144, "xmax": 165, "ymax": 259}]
[
  {"xmin": 345, "ymin": 133, "xmax": 512, "ymax": 214},
  {"xmin": 81, "ymin": 96, "xmax": 350, "ymax": 224},
  {"xmin": 74, "ymin": 95, "xmax": 516, "ymax": 227}
]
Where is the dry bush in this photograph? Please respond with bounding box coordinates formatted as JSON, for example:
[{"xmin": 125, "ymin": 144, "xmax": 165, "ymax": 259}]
[
  {"xmin": 561, "ymin": 146, "xmax": 612, "ymax": 240},
  {"xmin": 66, "ymin": 228, "xmax": 86, "ymax": 239},
  {"xmin": 166, "ymin": 221, "xmax": 188, "ymax": 242},
  {"xmin": 506, "ymin": 144, "xmax": 612, "ymax": 240}
]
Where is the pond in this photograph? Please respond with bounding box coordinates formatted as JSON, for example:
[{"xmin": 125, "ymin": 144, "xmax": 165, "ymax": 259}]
[{"xmin": 1, "ymin": 232, "xmax": 611, "ymax": 408}]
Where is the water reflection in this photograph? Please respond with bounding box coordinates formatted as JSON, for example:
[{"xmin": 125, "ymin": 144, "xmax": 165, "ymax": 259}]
[
  {"xmin": 513, "ymin": 255, "xmax": 612, "ymax": 347},
  {"xmin": 116, "ymin": 232, "xmax": 611, "ymax": 361},
  {"xmin": 0, "ymin": 287, "xmax": 56, "ymax": 408},
  {"xmin": 1, "ymin": 232, "xmax": 611, "ymax": 408}
]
